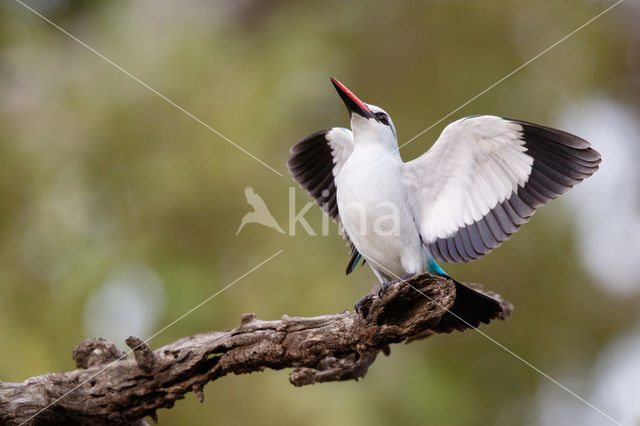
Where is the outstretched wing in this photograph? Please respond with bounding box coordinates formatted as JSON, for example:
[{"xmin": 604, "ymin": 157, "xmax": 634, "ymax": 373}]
[
  {"xmin": 403, "ymin": 115, "xmax": 601, "ymax": 263},
  {"xmin": 287, "ymin": 128, "xmax": 365, "ymax": 274},
  {"xmin": 287, "ymin": 128, "xmax": 353, "ymax": 220}
]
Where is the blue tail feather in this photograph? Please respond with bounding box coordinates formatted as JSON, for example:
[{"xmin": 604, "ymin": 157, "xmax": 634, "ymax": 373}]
[
  {"xmin": 348, "ymin": 253, "xmax": 362, "ymax": 274},
  {"xmin": 428, "ymin": 258, "xmax": 447, "ymax": 276}
]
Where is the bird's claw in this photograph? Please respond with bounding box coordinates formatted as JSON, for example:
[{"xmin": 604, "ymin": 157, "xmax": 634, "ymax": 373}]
[
  {"xmin": 400, "ymin": 272, "xmax": 415, "ymax": 281},
  {"xmin": 377, "ymin": 282, "xmax": 391, "ymax": 299},
  {"xmin": 377, "ymin": 274, "xmax": 415, "ymax": 299}
]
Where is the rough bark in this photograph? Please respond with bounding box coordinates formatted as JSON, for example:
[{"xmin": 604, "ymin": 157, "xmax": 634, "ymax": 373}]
[{"xmin": 0, "ymin": 273, "xmax": 511, "ymax": 425}]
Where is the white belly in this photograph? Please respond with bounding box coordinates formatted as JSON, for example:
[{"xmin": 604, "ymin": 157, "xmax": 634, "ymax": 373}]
[{"xmin": 336, "ymin": 147, "xmax": 426, "ymax": 282}]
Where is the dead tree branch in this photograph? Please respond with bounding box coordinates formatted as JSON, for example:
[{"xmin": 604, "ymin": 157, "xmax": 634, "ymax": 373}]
[{"xmin": 0, "ymin": 273, "xmax": 511, "ymax": 425}]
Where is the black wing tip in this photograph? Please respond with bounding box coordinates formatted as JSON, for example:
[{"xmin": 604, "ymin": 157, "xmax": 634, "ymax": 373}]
[
  {"xmin": 287, "ymin": 128, "xmax": 342, "ymax": 225},
  {"xmin": 289, "ymin": 129, "xmax": 332, "ymax": 154},
  {"xmin": 506, "ymin": 117, "xmax": 602, "ymax": 162},
  {"xmin": 505, "ymin": 118, "xmax": 602, "ymax": 213}
]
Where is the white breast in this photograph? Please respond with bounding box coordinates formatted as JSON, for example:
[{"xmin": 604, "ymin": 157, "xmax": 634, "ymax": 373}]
[{"xmin": 336, "ymin": 145, "xmax": 426, "ymax": 280}]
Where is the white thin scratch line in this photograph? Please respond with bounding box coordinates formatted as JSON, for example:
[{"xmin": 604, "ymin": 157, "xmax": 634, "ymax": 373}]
[
  {"xmin": 362, "ymin": 256, "xmax": 621, "ymax": 426},
  {"xmin": 20, "ymin": 249, "xmax": 284, "ymax": 426},
  {"xmin": 13, "ymin": 0, "xmax": 283, "ymax": 177},
  {"xmin": 400, "ymin": 0, "xmax": 625, "ymax": 150},
  {"xmin": 359, "ymin": 0, "xmax": 624, "ymax": 177}
]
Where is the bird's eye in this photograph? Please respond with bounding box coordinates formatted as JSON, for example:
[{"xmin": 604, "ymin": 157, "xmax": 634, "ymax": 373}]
[{"xmin": 376, "ymin": 113, "xmax": 390, "ymax": 126}]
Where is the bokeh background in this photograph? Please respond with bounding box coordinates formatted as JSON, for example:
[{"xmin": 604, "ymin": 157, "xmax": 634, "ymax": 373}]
[{"xmin": 1, "ymin": 0, "xmax": 639, "ymax": 425}]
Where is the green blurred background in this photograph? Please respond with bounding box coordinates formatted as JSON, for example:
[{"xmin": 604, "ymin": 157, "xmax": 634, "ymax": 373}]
[{"xmin": 1, "ymin": 0, "xmax": 640, "ymax": 425}]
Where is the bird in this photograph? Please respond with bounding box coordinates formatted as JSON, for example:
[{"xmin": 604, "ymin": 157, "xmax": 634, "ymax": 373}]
[
  {"xmin": 287, "ymin": 77, "xmax": 601, "ymax": 333},
  {"xmin": 236, "ymin": 186, "xmax": 285, "ymax": 235}
]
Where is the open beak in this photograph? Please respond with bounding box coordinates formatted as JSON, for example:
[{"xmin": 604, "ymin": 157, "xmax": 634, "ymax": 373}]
[{"xmin": 331, "ymin": 77, "xmax": 374, "ymax": 119}]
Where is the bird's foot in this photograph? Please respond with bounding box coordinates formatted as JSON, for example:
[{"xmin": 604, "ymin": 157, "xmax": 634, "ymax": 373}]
[
  {"xmin": 354, "ymin": 297, "xmax": 367, "ymax": 312},
  {"xmin": 377, "ymin": 273, "xmax": 416, "ymax": 299},
  {"xmin": 354, "ymin": 293, "xmax": 377, "ymax": 318},
  {"xmin": 377, "ymin": 282, "xmax": 391, "ymax": 299},
  {"xmin": 400, "ymin": 272, "xmax": 416, "ymax": 282}
]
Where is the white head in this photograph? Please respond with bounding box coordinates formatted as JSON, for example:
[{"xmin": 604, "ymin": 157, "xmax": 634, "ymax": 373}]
[{"xmin": 331, "ymin": 77, "xmax": 398, "ymax": 150}]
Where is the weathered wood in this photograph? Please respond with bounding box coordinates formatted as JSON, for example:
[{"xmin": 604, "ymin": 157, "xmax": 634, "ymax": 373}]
[{"xmin": 0, "ymin": 273, "xmax": 511, "ymax": 425}]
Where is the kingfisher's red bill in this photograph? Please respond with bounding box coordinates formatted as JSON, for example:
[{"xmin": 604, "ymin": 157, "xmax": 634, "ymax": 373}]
[{"xmin": 331, "ymin": 77, "xmax": 374, "ymax": 119}]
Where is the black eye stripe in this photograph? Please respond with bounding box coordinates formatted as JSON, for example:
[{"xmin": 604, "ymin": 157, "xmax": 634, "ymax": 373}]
[{"xmin": 376, "ymin": 112, "xmax": 390, "ymax": 125}]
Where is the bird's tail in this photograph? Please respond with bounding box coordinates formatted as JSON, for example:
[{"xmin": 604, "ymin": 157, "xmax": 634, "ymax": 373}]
[
  {"xmin": 433, "ymin": 277, "xmax": 504, "ymax": 334},
  {"xmin": 426, "ymin": 258, "xmax": 504, "ymax": 333}
]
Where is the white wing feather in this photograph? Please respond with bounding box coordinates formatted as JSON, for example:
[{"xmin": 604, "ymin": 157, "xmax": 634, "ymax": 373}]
[
  {"xmin": 404, "ymin": 116, "xmax": 531, "ymax": 241},
  {"xmin": 326, "ymin": 128, "xmax": 354, "ymax": 178},
  {"xmin": 403, "ymin": 115, "xmax": 600, "ymax": 263}
]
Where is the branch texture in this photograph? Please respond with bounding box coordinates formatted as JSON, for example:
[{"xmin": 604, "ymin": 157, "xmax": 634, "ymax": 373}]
[{"xmin": 0, "ymin": 273, "xmax": 511, "ymax": 425}]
